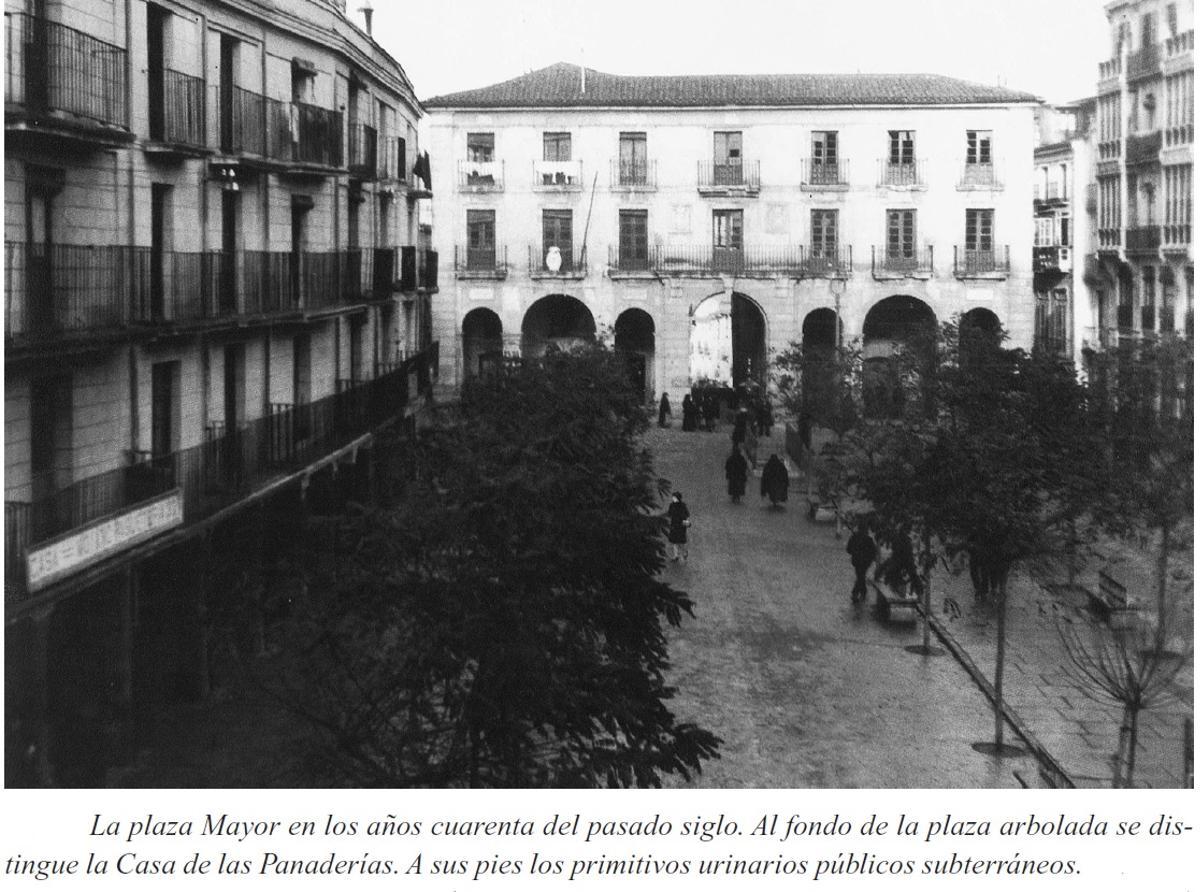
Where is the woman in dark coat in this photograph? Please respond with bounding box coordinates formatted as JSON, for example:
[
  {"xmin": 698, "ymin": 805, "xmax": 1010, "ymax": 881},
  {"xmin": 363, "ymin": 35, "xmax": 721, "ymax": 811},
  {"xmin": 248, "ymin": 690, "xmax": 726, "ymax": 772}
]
[
  {"xmin": 681, "ymin": 394, "xmax": 698, "ymax": 431},
  {"xmin": 731, "ymin": 407, "xmax": 748, "ymax": 447},
  {"xmin": 724, "ymin": 448, "xmax": 748, "ymax": 503},
  {"xmin": 760, "ymin": 453, "xmax": 789, "ymax": 506},
  {"xmin": 658, "ymin": 392, "xmax": 672, "ymax": 428},
  {"xmin": 846, "ymin": 520, "xmax": 878, "ymax": 603},
  {"xmin": 666, "ymin": 491, "xmax": 691, "ymax": 561},
  {"xmin": 703, "ymin": 393, "xmax": 720, "ymax": 432}
]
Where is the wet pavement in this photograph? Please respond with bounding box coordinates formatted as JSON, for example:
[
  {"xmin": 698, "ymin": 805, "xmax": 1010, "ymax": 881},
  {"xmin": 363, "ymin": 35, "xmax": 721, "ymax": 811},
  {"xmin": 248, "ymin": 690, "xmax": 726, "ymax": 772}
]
[{"xmin": 649, "ymin": 425, "xmax": 1043, "ymax": 788}]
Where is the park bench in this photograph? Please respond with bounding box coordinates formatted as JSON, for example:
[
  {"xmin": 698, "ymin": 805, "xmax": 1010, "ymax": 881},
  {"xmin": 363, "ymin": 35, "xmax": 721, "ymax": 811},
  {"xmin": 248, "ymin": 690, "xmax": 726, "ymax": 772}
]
[
  {"xmin": 1086, "ymin": 569, "xmax": 1140, "ymax": 626},
  {"xmin": 868, "ymin": 580, "xmax": 919, "ymax": 624}
]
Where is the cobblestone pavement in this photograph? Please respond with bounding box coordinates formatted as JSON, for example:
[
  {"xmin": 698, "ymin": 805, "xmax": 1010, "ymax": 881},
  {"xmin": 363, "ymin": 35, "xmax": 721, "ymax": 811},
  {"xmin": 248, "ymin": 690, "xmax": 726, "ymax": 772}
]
[
  {"xmin": 928, "ymin": 565, "xmax": 1193, "ymax": 789},
  {"xmin": 648, "ymin": 425, "xmax": 1042, "ymax": 788}
]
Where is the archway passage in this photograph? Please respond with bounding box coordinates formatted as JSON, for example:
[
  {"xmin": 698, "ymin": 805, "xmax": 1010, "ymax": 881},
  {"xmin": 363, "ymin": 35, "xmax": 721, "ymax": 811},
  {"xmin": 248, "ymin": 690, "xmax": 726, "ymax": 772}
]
[
  {"xmin": 800, "ymin": 307, "xmax": 842, "ymax": 425},
  {"xmin": 615, "ymin": 308, "xmax": 655, "ymax": 402},
  {"xmin": 520, "ymin": 294, "xmax": 596, "ymax": 359},
  {"xmin": 689, "ymin": 291, "xmax": 766, "ymax": 388},
  {"xmin": 461, "ymin": 307, "xmax": 503, "ymax": 379},
  {"xmin": 960, "ymin": 307, "xmax": 1002, "ymax": 345},
  {"xmin": 862, "ymin": 295, "xmax": 937, "ymax": 418}
]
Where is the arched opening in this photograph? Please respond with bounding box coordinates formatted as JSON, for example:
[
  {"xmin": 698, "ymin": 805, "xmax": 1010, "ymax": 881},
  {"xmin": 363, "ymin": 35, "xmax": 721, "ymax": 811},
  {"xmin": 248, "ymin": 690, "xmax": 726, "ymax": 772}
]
[
  {"xmin": 862, "ymin": 295, "xmax": 937, "ymax": 418},
  {"xmin": 461, "ymin": 307, "xmax": 503, "ymax": 380},
  {"xmin": 614, "ymin": 308, "xmax": 655, "ymax": 402},
  {"xmin": 961, "ymin": 307, "xmax": 1001, "ymax": 341},
  {"xmin": 800, "ymin": 308, "xmax": 842, "ymax": 424},
  {"xmin": 520, "ymin": 294, "xmax": 596, "ymax": 358},
  {"xmin": 689, "ymin": 291, "xmax": 767, "ymax": 388}
]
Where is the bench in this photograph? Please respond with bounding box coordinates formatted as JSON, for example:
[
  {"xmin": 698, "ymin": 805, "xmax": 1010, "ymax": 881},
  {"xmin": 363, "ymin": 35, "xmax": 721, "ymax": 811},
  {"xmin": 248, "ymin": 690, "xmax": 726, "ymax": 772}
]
[
  {"xmin": 869, "ymin": 580, "xmax": 919, "ymax": 624},
  {"xmin": 1087, "ymin": 570, "xmax": 1140, "ymax": 626},
  {"xmin": 806, "ymin": 498, "xmax": 838, "ymax": 523}
]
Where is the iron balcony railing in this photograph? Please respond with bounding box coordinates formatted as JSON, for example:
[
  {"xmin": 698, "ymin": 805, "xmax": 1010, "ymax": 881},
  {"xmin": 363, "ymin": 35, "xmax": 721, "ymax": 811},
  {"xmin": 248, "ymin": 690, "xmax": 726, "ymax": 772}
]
[
  {"xmin": 529, "ymin": 245, "xmax": 587, "ymax": 277},
  {"xmin": 610, "ymin": 158, "xmax": 657, "ymax": 189},
  {"xmin": 454, "ymin": 244, "xmax": 508, "ymax": 277},
  {"xmin": 458, "ymin": 159, "xmax": 504, "ymax": 190},
  {"xmin": 1125, "ymin": 131, "xmax": 1162, "ymax": 164},
  {"xmin": 697, "ymin": 160, "xmax": 761, "ymax": 192},
  {"xmin": 5, "ymin": 243, "xmax": 131, "ymax": 343},
  {"xmin": 1125, "ymin": 226, "xmax": 1162, "ymax": 252},
  {"xmin": 3, "ymin": 346, "xmax": 438, "ymax": 602},
  {"xmin": 377, "ymin": 136, "xmax": 402, "ymax": 181},
  {"xmin": 1098, "ymin": 56, "xmax": 1122, "ymax": 81},
  {"xmin": 418, "ymin": 248, "xmax": 439, "ymax": 290},
  {"xmin": 1163, "ymin": 223, "xmax": 1192, "ymax": 248},
  {"xmin": 148, "ymin": 68, "xmax": 205, "ymax": 147},
  {"xmin": 1098, "ymin": 228, "xmax": 1123, "ymax": 250},
  {"xmin": 341, "ymin": 247, "xmax": 400, "ymax": 302},
  {"xmin": 348, "ymin": 123, "xmax": 378, "ymax": 176},
  {"xmin": 532, "ymin": 159, "xmax": 584, "ymax": 189},
  {"xmin": 959, "ymin": 162, "xmax": 1002, "ymax": 189},
  {"xmin": 1034, "ymin": 181, "xmax": 1066, "ymax": 203},
  {"xmin": 878, "ymin": 159, "xmax": 927, "ymax": 187},
  {"xmin": 4, "ymin": 12, "xmax": 129, "ymax": 130},
  {"xmin": 953, "ymin": 245, "xmax": 1011, "ymax": 277},
  {"xmin": 288, "ymin": 101, "xmax": 343, "ymax": 167},
  {"xmin": 1165, "ymin": 29, "xmax": 1194, "ymax": 58},
  {"xmin": 1126, "ymin": 44, "xmax": 1161, "ymax": 80},
  {"xmin": 612, "ymin": 244, "xmax": 852, "ymax": 277},
  {"xmin": 216, "ymin": 88, "xmax": 341, "ymax": 167},
  {"xmin": 799, "ymin": 159, "xmax": 848, "ymax": 187},
  {"xmin": 872, "ymin": 245, "xmax": 934, "ymax": 276}
]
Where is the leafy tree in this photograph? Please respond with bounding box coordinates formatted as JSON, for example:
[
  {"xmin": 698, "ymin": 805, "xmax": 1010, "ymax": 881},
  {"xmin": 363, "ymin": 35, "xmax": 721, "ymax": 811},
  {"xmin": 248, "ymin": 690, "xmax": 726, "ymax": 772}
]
[{"xmin": 277, "ymin": 344, "xmax": 720, "ymax": 786}]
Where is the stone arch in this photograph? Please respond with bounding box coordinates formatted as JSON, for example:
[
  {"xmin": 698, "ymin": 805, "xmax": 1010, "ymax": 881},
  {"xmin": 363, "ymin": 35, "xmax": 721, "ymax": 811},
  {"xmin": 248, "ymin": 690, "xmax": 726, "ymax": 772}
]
[
  {"xmin": 689, "ymin": 291, "xmax": 767, "ymax": 388},
  {"xmin": 800, "ymin": 307, "xmax": 843, "ymax": 423},
  {"xmin": 520, "ymin": 293, "xmax": 596, "ymax": 358},
  {"xmin": 461, "ymin": 307, "xmax": 503, "ymax": 380},
  {"xmin": 614, "ymin": 307, "xmax": 655, "ymax": 402},
  {"xmin": 862, "ymin": 295, "xmax": 937, "ymax": 419}
]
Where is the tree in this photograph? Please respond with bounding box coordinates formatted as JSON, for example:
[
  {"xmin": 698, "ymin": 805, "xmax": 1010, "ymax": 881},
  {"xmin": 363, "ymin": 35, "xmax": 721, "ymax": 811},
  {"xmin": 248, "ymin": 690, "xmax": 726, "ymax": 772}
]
[{"xmin": 277, "ymin": 344, "xmax": 720, "ymax": 786}]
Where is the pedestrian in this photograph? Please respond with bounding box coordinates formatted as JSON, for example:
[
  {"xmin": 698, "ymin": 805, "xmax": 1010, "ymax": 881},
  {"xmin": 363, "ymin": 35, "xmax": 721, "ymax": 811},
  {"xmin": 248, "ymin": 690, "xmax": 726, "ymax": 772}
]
[
  {"xmin": 731, "ymin": 407, "xmax": 748, "ymax": 448},
  {"xmin": 703, "ymin": 392, "xmax": 719, "ymax": 432},
  {"xmin": 681, "ymin": 394, "xmax": 698, "ymax": 431},
  {"xmin": 744, "ymin": 415, "xmax": 758, "ymax": 469},
  {"xmin": 846, "ymin": 519, "xmax": 877, "ymax": 603},
  {"xmin": 757, "ymin": 399, "xmax": 773, "ymax": 437},
  {"xmin": 658, "ymin": 392, "xmax": 672, "ymax": 428},
  {"xmin": 875, "ymin": 527, "xmax": 920, "ymax": 597},
  {"xmin": 665, "ymin": 491, "xmax": 691, "ymax": 562},
  {"xmin": 724, "ymin": 447, "xmax": 748, "ymax": 503},
  {"xmin": 760, "ymin": 453, "xmax": 789, "ymax": 506}
]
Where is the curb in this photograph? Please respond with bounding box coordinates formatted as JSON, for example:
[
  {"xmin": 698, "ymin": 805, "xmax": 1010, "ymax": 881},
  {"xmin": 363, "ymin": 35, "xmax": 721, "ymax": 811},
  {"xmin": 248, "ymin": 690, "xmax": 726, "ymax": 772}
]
[{"xmin": 917, "ymin": 603, "xmax": 1077, "ymax": 789}]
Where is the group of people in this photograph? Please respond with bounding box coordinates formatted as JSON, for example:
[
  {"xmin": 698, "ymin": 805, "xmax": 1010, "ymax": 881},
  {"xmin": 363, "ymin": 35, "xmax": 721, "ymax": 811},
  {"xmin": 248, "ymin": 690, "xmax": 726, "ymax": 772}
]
[{"xmin": 845, "ymin": 520, "xmax": 922, "ymax": 604}]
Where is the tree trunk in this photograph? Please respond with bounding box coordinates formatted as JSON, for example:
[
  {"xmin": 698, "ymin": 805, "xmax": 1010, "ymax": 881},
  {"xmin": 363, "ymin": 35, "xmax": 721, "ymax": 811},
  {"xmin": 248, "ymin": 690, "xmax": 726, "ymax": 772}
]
[
  {"xmin": 1155, "ymin": 523, "xmax": 1169, "ymax": 651},
  {"xmin": 1113, "ymin": 707, "xmax": 1132, "ymax": 788},
  {"xmin": 921, "ymin": 532, "xmax": 932, "ymax": 652},
  {"xmin": 992, "ymin": 570, "xmax": 1009, "ymax": 750},
  {"xmin": 1125, "ymin": 706, "xmax": 1141, "ymax": 789}
]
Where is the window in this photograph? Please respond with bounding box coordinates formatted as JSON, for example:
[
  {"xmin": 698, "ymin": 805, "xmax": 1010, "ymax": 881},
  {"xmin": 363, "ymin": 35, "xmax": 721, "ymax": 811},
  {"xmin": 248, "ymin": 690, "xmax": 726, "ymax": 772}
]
[
  {"xmin": 1142, "ymin": 266, "xmax": 1157, "ymax": 330},
  {"xmin": 467, "ymin": 133, "xmax": 494, "ymax": 162},
  {"xmin": 1035, "ymin": 217, "xmax": 1054, "ymax": 247},
  {"xmin": 966, "ymin": 130, "xmax": 992, "ymax": 165},
  {"xmin": 1035, "ymin": 290, "xmax": 1069, "ymax": 356},
  {"xmin": 151, "ymin": 361, "xmax": 179, "ymax": 459},
  {"xmin": 886, "ymin": 209, "xmax": 916, "ymax": 264},
  {"xmin": 811, "ymin": 210, "xmax": 838, "ymax": 258},
  {"xmin": 965, "ymin": 208, "xmax": 994, "ymax": 252},
  {"xmin": 541, "ymin": 209, "xmax": 573, "ymax": 271},
  {"xmin": 713, "ymin": 131, "xmax": 743, "ymax": 185},
  {"xmin": 811, "ymin": 132, "xmax": 839, "ymax": 183},
  {"xmin": 618, "ymin": 209, "xmax": 649, "ymax": 270},
  {"xmin": 712, "ymin": 209, "xmax": 743, "ymax": 249},
  {"xmin": 466, "ymin": 209, "xmax": 495, "ymax": 269},
  {"xmin": 543, "ymin": 132, "xmax": 571, "ymax": 162},
  {"xmin": 888, "ymin": 130, "xmax": 915, "ymax": 165},
  {"xmin": 1060, "ymin": 215, "xmax": 1071, "ymax": 246},
  {"xmin": 618, "ymin": 132, "xmax": 648, "ymax": 185}
]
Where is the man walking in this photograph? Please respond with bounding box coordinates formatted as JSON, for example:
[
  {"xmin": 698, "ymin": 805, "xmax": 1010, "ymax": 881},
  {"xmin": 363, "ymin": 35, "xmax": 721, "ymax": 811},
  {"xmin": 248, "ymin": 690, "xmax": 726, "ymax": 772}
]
[{"xmin": 846, "ymin": 519, "xmax": 877, "ymax": 604}]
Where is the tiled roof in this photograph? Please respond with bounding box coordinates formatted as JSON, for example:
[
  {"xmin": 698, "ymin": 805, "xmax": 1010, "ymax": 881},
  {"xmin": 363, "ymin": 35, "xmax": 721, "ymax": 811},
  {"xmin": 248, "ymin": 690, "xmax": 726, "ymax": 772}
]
[{"xmin": 424, "ymin": 63, "xmax": 1039, "ymax": 109}]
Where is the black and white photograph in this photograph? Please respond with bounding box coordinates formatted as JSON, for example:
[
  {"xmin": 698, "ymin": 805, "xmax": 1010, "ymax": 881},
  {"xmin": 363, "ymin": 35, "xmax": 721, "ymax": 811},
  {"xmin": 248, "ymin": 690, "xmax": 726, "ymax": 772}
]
[{"xmin": 1, "ymin": 0, "xmax": 1193, "ymax": 802}]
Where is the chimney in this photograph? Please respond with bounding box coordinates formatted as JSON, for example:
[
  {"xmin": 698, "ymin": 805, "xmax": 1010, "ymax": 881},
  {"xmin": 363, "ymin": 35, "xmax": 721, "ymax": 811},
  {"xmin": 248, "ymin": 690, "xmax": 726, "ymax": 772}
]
[{"xmin": 358, "ymin": 1, "xmax": 374, "ymax": 36}]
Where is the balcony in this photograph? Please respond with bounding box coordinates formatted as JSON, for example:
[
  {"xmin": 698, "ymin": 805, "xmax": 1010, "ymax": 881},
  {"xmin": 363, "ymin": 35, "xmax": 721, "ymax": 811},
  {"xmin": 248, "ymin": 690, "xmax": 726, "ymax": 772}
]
[
  {"xmin": 1125, "ymin": 131, "xmax": 1162, "ymax": 166},
  {"xmin": 458, "ymin": 159, "xmax": 504, "ymax": 191},
  {"xmin": 877, "ymin": 159, "xmax": 927, "ymax": 189},
  {"xmin": 454, "ymin": 245, "xmax": 508, "ymax": 279},
  {"xmin": 872, "ymin": 245, "xmax": 934, "ymax": 279},
  {"xmin": 529, "ymin": 245, "xmax": 588, "ymax": 279},
  {"xmin": 4, "ymin": 346, "xmax": 438, "ymax": 602},
  {"xmin": 418, "ymin": 248, "xmax": 439, "ymax": 291},
  {"xmin": 1125, "ymin": 225, "xmax": 1161, "ymax": 254},
  {"xmin": 1097, "ymin": 56, "xmax": 1122, "ymax": 88},
  {"xmin": 958, "ymin": 162, "xmax": 1003, "ymax": 190},
  {"xmin": 4, "ymin": 13, "xmax": 131, "ymax": 147},
  {"xmin": 284, "ymin": 101, "xmax": 343, "ymax": 171},
  {"xmin": 609, "ymin": 158, "xmax": 657, "ymax": 191},
  {"xmin": 348, "ymin": 123, "xmax": 378, "ymax": 178},
  {"xmin": 634, "ymin": 244, "xmax": 848, "ymax": 278},
  {"xmin": 1098, "ymin": 228, "xmax": 1123, "ymax": 251},
  {"xmin": 532, "ymin": 159, "xmax": 583, "ymax": 191},
  {"xmin": 1033, "ymin": 181, "xmax": 1068, "ymax": 209},
  {"xmin": 146, "ymin": 69, "xmax": 206, "ymax": 155},
  {"xmin": 697, "ymin": 160, "xmax": 761, "ymax": 196},
  {"xmin": 799, "ymin": 159, "xmax": 849, "ymax": 189},
  {"xmin": 953, "ymin": 246, "xmax": 1010, "ymax": 278},
  {"xmin": 1034, "ymin": 245, "xmax": 1073, "ymax": 273},
  {"xmin": 1163, "ymin": 223, "xmax": 1192, "ymax": 252},
  {"xmin": 1126, "ymin": 44, "xmax": 1161, "ymax": 81}
]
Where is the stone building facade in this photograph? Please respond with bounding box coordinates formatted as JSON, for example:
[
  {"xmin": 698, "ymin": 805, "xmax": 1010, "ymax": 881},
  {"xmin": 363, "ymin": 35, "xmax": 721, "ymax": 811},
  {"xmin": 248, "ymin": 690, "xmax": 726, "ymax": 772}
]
[{"xmin": 424, "ymin": 64, "xmax": 1038, "ymax": 402}]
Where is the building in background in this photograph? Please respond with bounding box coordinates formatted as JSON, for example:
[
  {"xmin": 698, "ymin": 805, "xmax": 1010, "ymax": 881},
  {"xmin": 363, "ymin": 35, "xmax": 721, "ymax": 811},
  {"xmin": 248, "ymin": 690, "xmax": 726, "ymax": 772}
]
[
  {"xmin": 1087, "ymin": 0, "xmax": 1193, "ymax": 354},
  {"xmin": 4, "ymin": 0, "xmax": 437, "ymax": 785},
  {"xmin": 423, "ymin": 63, "xmax": 1039, "ymax": 407}
]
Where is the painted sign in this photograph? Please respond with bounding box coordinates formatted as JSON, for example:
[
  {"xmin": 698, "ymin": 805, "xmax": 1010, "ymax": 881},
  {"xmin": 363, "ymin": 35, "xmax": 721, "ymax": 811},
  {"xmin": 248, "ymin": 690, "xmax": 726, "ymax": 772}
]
[{"xmin": 25, "ymin": 489, "xmax": 184, "ymax": 593}]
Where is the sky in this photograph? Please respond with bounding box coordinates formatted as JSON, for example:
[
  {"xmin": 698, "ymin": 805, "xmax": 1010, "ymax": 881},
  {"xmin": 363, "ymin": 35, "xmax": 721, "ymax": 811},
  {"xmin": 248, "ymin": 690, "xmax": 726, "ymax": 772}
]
[{"xmin": 365, "ymin": 0, "xmax": 1113, "ymax": 106}]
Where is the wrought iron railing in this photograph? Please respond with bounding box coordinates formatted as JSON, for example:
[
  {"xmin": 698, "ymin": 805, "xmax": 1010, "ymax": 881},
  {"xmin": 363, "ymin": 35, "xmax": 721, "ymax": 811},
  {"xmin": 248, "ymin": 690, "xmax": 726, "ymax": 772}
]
[
  {"xmin": 418, "ymin": 249, "xmax": 439, "ymax": 290},
  {"xmin": 152, "ymin": 68, "xmax": 205, "ymax": 147},
  {"xmin": 872, "ymin": 245, "xmax": 934, "ymax": 276},
  {"xmin": 1127, "ymin": 44, "xmax": 1161, "ymax": 79},
  {"xmin": 959, "ymin": 162, "xmax": 1002, "ymax": 188},
  {"xmin": 610, "ymin": 158, "xmax": 657, "ymax": 188},
  {"xmin": 615, "ymin": 244, "xmax": 851, "ymax": 277},
  {"xmin": 458, "ymin": 159, "xmax": 504, "ymax": 190},
  {"xmin": 953, "ymin": 245, "xmax": 1010, "ymax": 276},
  {"xmin": 799, "ymin": 158, "xmax": 848, "ymax": 187},
  {"xmin": 454, "ymin": 244, "xmax": 507, "ymax": 276},
  {"xmin": 1126, "ymin": 226, "xmax": 1162, "ymax": 252},
  {"xmin": 697, "ymin": 160, "xmax": 760, "ymax": 191},
  {"xmin": 288, "ymin": 101, "xmax": 343, "ymax": 167},
  {"xmin": 4, "ymin": 242, "xmax": 130, "ymax": 342},
  {"xmin": 5, "ymin": 12, "xmax": 129, "ymax": 129},
  {"xmin": 878, "ymin": 159, "xmax": 927, "ymax": 187},
  {"xmin": 529, "ymin": 245, "xmax": 587, "ymax": 276},
  {"xmin": 532, "ymin": 159, "xmax": 584, "ymax": 189},
  {"xmin": 1126, "ymin": 131, "xmax": 1163, "ymax": 164},
  {"xmin": 4, "ymin": 347, "xmax": 438, "ymax": 602},
  {"xmin": 348, "ymin": 123, "xmax": 378, "ymax": 175}
]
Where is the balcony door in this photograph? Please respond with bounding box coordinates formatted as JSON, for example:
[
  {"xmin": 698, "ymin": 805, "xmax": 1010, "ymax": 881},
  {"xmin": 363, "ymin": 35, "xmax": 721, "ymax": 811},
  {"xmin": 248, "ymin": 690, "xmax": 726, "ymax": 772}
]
[
  {"xmin": 811, "ymin": 209, "xmax": 838, "ymax": 261},
  {"xmin": 30, "ymin": 375, "xmax": 71, "ymax": 522},
  {"xmin": 619, "ymin": 209, "xmax": 648, "ymax": 270},
  {"xmin": 714, "ymin": 131, "xmax": 743, "ymax": 185},
  {"xmin": 542, "ymin": 209, "xmax": 573, "ymax": 271},
  {"xmin": 146, "ymin": 4, "xmax": 168, "ymax": 141},
  {"xmin": 25, "ymin": 184, "xmax": 54, "ymax": 334},
  {"xmin": 713, "ymin": 209, "xmax": 743, "ymax": 273},
  {"xmin": 619, "ymin": 132, "xmax": 647, "ymax": 185},
  {"xmin": 466, "ymin": 209, "xmax": 495, "ymax": 270},
  {"xmin": 886, "ymin": 209, "xmax": 916, "ymax": 268},
  {"xmin": 965, "ymin": 208, "xmax": 995, "ymax": 269},
  {"xmin": 150, "ymin": 183, "xmax": 171, "ymax": 320},
  {"xmin": 218, "ymin": 34, "xmax": 237, "ymax": 152},
  {"xmin": 220, "ymin": 191, "xmax": 239, "ymax": 313},
  {"xmin": 151, "ymin": 361, "xmax": 179, "ymax": 463}
]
